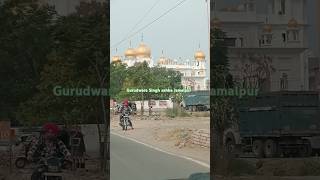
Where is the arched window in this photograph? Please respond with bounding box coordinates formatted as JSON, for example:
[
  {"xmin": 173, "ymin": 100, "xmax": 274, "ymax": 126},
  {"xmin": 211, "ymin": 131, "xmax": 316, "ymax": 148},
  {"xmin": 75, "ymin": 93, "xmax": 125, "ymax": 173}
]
[{"xmin": 280, "ymin": 73, "xmax": 288, "ymax": 90}]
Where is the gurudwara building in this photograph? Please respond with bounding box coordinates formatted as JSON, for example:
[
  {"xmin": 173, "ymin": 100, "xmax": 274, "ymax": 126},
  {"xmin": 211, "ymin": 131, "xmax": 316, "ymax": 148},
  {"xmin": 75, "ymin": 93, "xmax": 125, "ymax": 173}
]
[
  {"xmin": 111, "ymin": 40, "xmax": 209, "ymax": 91},
  {"xmin": 212, "ymin": 0, "xmax": 316, "ymax": 92}
]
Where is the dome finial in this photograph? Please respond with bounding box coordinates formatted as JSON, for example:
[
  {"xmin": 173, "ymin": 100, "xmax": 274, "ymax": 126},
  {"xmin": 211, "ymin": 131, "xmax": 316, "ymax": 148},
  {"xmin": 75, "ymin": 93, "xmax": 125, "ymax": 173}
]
[
  {"xmin": 129, "ymin": 40, "xmax": 132, "ymax": 48},
  {"xmin": 141, "ymin": 33, "xmax": 144, "ymax": 42},
  {"xmin": 161, "ymin": 49, "xmax": 164, "ymax": 56}
]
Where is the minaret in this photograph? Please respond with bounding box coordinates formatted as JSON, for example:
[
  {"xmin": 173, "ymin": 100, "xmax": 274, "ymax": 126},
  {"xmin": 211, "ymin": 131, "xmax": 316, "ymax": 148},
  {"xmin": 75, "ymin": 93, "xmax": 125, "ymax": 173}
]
[
  {"xmin": 194, "ymin": 44, "xmax": 206, "ymax": 77},
  {"xmin": 111, "ymin": 48, "xmax": 121, "ymax": 64}
]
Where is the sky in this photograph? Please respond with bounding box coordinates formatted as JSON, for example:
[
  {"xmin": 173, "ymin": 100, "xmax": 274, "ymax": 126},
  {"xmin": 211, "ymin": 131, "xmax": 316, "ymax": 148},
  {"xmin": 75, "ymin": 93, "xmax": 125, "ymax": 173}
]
[{"xmin": 110, "ymin": 0, "xmax": 210, "ymax": 67}]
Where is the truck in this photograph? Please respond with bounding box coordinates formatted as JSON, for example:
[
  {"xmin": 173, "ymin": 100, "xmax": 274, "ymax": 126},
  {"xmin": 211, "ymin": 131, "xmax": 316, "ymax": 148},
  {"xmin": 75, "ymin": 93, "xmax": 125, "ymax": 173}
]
[
  {"xmin": 182, "ymin": 90, "xmax": 210, "ymax": 111},
  {"xmin": 225, "ymin": 91, "xmax": 320, "ymax": 158}
]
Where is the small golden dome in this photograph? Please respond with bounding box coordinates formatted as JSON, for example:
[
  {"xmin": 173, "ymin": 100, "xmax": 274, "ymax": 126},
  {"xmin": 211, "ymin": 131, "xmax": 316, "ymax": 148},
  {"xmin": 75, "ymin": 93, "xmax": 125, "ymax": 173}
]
[
  {"xmin": 111, "ymin": 56, "xmax": 121, "ymax": 63},
  {"xmin": 124, "ymin": 48, "xmax": 136, "ymax": 58},
  {"xmin": 194, "ymin": 50, "xmax": 206, "ymax": 61},
  {"xmin": 136, "ymin": 43, "xmax": 151, "ymax": 58},
  {"xmin": 212, "ymin": 17, "xmax": 221, "ymax": 29},
  {"xmin": 288, "ymin": 18, "xmax": 298, "ymax": 28},
  {"xmin": 263, "ymin": 24, "xmax": 272, "ymax": 33}
]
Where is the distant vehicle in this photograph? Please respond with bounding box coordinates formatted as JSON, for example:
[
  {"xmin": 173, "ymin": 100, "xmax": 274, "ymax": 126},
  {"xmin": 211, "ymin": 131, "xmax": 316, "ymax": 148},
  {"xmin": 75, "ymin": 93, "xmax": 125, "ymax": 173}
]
[
  {"xmin": 129, "ymin": 102, "xmax": 137, "ymax": 113},
  {"xmin": 226, "ymin": 91, "xmax": 320, "ymax": 158},
  {"xmin": 182, "ymin": 91, "xmax": 209, "ymax": 111}
]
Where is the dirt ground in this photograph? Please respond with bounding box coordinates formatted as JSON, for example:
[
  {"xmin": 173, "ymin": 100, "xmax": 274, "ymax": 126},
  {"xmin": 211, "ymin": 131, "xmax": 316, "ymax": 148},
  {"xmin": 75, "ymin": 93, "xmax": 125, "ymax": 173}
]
[
  {"xmin": 212, "ymin": 157, "xmax": 320, "ymax": 180},
  {"xmin": 110, "ymin": 113, "xmax": 210, "ymax": 165}
]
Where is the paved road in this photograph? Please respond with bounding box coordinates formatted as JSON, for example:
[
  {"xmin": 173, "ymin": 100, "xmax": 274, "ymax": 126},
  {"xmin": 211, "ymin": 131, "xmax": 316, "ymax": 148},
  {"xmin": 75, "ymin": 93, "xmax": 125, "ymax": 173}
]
[
  {"xmin": 214, "ymin": 176, "xmax": 320, "ymax": 180},
  {"xmin": 110, "ymin": 133, "xmax": 210, "ymax": 180}
]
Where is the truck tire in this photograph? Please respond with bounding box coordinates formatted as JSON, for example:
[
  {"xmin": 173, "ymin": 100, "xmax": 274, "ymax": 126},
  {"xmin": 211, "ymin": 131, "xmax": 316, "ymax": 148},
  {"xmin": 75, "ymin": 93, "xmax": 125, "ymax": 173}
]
[
  {"xmin": 264, "ymin": 139, "xmax": 277, "ymax": 158},
  {"xmin": 226, "ymin": 138, "xmax": 236, "ymax": 155},
  {"xmin": 252, "ymin": 140, "xmax": 265, "ymax": 158},
  {"xmin": 15, "ymin": 157, "xmax": 27, "ymax": 169},
  {"xmin": 299, "ymin": 140, "xmax": 312, "ymax": 157},
  {"xmin": 225, "ymin": 132, "xmax": 236, "ymax": 156}
]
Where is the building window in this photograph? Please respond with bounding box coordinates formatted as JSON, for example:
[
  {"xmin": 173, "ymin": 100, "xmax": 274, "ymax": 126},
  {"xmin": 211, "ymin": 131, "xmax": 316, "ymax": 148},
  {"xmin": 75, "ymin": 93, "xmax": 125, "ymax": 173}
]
[
  {"xmin": 236, "ymin": 38, "xmax": 244, "ymax": 47},
  {"xmin": 225, "ymin": 38, "xmax": 237, "ymax": 47},
  {"xmin": 260, "ymin": 34, "xmax": 273, "ymax": 46},
  {"xmin": 282, "ymin": 33, "xmax": 286, "ymax": 42},
  {"xmin": 279, "ymin": 0, "xmax": 286, "ymax": 15},
  {"xmin": 280, "ymin": 73, "xmax": 288, "ymax": 90},
  {"xmin": 240, "ymin": 38, "xmax": 244, "ymax": 47},
  {"xmin": 292, "ymin": 31, "xmax": 299, "ymax": 41},
  {"xmin": 287, "ymin": 30, "xmax": 299, "ymax": 41},
  {"xmin": 272, "ymin": 0, "xmax": 275, "ymax": 14}
]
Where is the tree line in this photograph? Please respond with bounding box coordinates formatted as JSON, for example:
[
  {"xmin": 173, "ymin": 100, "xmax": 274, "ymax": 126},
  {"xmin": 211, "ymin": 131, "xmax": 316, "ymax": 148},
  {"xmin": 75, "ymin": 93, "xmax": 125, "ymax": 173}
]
[{"xmin": 0, "ymin": 0, "xmax": 109, "ymax": 175}]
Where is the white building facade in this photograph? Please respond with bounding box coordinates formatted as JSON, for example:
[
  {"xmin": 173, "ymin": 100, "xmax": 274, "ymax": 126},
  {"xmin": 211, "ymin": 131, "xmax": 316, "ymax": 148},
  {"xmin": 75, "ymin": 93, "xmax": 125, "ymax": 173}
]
[
  {"xmin": 212, "ymin": 0, "xmax": 312, "ymax": 91},
  {"xmin": 112, "ymin": 41, "xmax": 209, "ymax": 91}
]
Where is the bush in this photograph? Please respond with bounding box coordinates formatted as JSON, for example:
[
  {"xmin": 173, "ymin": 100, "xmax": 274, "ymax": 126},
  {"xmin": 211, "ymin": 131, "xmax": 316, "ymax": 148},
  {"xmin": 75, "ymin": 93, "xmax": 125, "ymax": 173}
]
[
  {"xmin": 165, "ymin": 107, "xmax": 190, "ymax": 118},
  {"xmin": 191, "ymin": 112, "xmax": 210, "ymax": 117}
]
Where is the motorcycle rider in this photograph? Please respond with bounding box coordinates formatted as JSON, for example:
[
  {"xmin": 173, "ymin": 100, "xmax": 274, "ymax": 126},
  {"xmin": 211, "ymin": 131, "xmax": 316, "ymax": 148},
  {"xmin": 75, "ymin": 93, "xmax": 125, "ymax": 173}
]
[
  {"xmin": 119, "ymin": 99, "xmax": 134, "ymax": 130},
  {"xmin": 27, "ymin": 123, "xmax": 72, "ymax": 180}
]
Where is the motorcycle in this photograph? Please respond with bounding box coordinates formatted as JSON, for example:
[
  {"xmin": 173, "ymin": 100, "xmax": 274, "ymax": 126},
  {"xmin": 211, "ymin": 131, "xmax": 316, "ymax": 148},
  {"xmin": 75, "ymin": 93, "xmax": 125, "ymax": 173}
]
[
  {"xmin": 121, "ymin": 112, "xmax": 133, "ymax": 131},
  {"xmin": 15, "ymin": 156, "xmax": 37, "ymax": 169},
  {"xmin": 31, "ymin": 156, "xmax": 72, "ymax": 180}
]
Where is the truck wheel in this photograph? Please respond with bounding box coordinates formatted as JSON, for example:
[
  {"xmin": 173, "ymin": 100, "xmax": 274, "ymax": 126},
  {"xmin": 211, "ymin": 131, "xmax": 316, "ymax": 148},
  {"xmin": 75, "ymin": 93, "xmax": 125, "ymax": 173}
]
[
  {"xmin": 226, "ymin": 139, "xmax": 236, "ymax": 155},
  {"xmin": 15, "ymin": 157, "xmax": 27, "ymax": 169},
  {"xmin": 252, "ymin": 140, "xmax": 265, "ymax": 158},
  {"xmin": 299, "ymin": 140, "xmax": 312, "ymax": 157},
  {"xmin": 264, "ymin": 139, "xmax": 277, "ymax": 158}
]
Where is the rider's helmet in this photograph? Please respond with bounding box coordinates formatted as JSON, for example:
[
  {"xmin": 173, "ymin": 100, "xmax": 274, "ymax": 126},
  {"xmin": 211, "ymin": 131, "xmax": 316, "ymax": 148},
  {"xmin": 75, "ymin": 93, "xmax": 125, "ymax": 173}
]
[
  {"xmin": 42, "ymin": 122, "xmax": 60, "ymax": 139},
  {"xmin": 123, "ymin": 99, "xmax": 129, "ymax": 107}
]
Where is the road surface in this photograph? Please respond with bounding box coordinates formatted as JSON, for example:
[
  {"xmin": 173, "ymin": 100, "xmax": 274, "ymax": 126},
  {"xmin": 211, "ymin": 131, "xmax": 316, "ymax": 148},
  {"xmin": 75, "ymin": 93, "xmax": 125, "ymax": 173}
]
[{"xmin": 110, "ymin": 133, "xmax": 210, "ymax": 180}]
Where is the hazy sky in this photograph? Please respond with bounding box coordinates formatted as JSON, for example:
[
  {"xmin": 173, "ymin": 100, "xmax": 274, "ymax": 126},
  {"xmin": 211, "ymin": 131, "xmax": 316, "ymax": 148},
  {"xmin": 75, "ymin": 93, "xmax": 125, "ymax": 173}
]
[{"xmin": 110, "ymin": 0, "xmax": 210, "ymax": 64}]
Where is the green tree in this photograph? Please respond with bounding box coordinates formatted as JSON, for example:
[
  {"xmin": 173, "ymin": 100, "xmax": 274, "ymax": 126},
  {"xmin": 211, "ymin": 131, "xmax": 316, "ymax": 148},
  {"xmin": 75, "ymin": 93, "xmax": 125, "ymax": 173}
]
[
  {"xmin": 0, "ymin": 0, "xmax": 56, "ymax": 124},
  {"xmin": 110, "ymin": 62, "xmax": 127, "ymax": 99},
  {"xmin": 114, "ymin": 61, "xmax": 182, "ymax": 115},
  {"xmin": 211, "ymin": 27, "xmax": 237, "ymax": 174},
  {"xmin": 15, "ymin": 0, "xmax": 110, "ymax": 175}
]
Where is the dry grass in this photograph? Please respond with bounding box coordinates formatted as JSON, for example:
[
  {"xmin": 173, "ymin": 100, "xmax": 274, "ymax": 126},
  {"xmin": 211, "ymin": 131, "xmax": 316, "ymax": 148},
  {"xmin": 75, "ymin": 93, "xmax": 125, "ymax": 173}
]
[{"xmin": 190, "ymin": 111, "xmax": 210, "ymax": 117}]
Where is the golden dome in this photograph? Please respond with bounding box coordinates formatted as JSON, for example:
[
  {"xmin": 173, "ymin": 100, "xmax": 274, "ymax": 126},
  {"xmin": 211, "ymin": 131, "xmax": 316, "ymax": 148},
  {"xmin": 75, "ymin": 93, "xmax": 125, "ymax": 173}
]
[
  {"xmin": 194, "ymin": 50, "xmax": 206, "ymax": 61},
  {"xmin": 288, "ymin": 18, "xmax": 298, "ymax": 28},
  {"xmin": 263, "ymin": 24, "xmax": 272, "ymax": 33},
  {"xmin": 212, "ymin": 17, "xmax": 221, "ymax": 29},
  {"xmin": 124, "ymin": 48, "xmax": 136, "ymax": 58},
  {"xmin": 111, "ymin": 56, "xmax": 121, "ymax": 63},
  {"xmin": 136, "ymin": 42, "xmax": 151, "ymax": 58}
]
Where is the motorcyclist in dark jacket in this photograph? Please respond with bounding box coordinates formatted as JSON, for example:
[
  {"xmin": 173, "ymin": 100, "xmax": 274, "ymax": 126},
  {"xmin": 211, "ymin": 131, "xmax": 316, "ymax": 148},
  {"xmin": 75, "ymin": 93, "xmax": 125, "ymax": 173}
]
[
  {"xmin": 28, "ymin": 123, "xmax": 72, "ymax": 180},
  {"xmin": 119, "ymin": 99, "xmax": 134, "ymax": 130}
]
